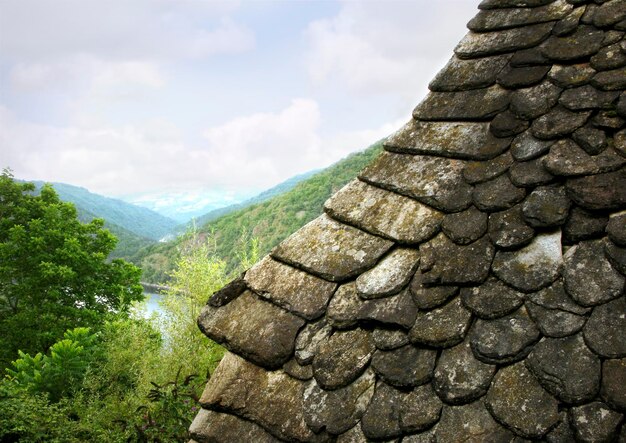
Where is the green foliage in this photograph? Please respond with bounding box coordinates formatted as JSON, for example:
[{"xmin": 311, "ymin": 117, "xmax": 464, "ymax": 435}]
[
  {"xmin": 134, "ymin": 140, "xmax": 384, "ymax": 283},
  {"xmin": 0, "ymin": 169, "xmax": 144, "ymax": 369}
]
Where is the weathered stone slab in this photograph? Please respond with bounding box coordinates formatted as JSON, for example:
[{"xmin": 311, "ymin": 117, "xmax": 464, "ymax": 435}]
[
  {"xmin": 200, "ymin": 353, "xmax": 318, "ymax": 442},
  {"xmin": 566, "ymin": 168, "xmax": 626, "ymax": 210},
  {"xmin": 605, "ymin": 239, "xmax": 626, "ymax": 275},
  {"xmin": 526, "ymin": 334, "xmax": 601, "ymax": 404},
  {"xmin": 461, "ymin": 276, "xmax": 525, "ymax": 319},
  {"xmin": 356, "ymin": 248, "xmax": 419, "ymax": 299},
  {"xmin": 198, "ymin": 290, "xmax": 305, "ymax": 369},
  {"xmin": 497, "ymin": 64, "xmax": 551, "ymax": 89},
  {"xmin": 435, "ymin": 400, "xmax": 515, "ymax": 443},
  {"xmin": 552, "ymin": 4, "xmax": 586, "ymax": 36},
  {"xmin": 560, "ymin": 85, "xmax": 620, "ymax": 110},
  {"xmin": 335, "ymin": 425, "xmax": 368, "ymax": 443},
  {"xmin": 283, "ymin": 358, "xmax": 313, "ymax": 381},
  {"xmin": 563, "ymin": 206, "xmax": 609, "ymax": 243},
  {"xmin": 531, "ymin": 106, "xmax": 591, "ymax": 139},
  {"xmin": 303, "ymin": 369, "xmax": 375, "ymax": 435},
  {"xmin": 510, "ymin": 80, "xmax": 562, "ymax": 119},
  {"xmin": 510, "ymin": 47, "xmax": 551, "ymax": 67},
  {"xmin": 470, "ymin": 305, "xmax": 541, "ymax": 364},
  {"xmin": 473, "ymin": 173, "xmax": 526, "ymax": 212},
  {"xmin": 526, "ymin": 301, "xmax": 587, "ymax": 338},
  {"xmin": 544, "ymin": 140, "xmax": 626, "ymax": 177},
  {"xmin": 486, "ymin": 362, "xmax": 560, "ymax": 439},
  {"xmin": 601, "ymin": 358, "xmax": 626, "ymax": 411},
  {"xmin": 313, "ymin": 328, "xmax": 375, "ymax": 390},
  {"xmin": 591, "ymin": 110, "xmax": 625, "ymax": 129},
  {"xmin": 272, "ymin": 214, "xmax": 393, "ymax": 282},
  {"xmin": 511, "ymin": 131, "xmax": 555, "ymax": 161},
  {"xmin": 478, "ymin": 0, "xmax": 556, "ymax": 8},
  {"xmin": 327, "ymin": 283, "xmax": 418, "ymax": 330},
  {"xmin": 462, "ymin": 150, "xmax": 513, "ymax": 184},
  {"xmin": 245, "ymin": 256, "xmax": 337, "ymax": 320},
  {"xmin": 385, "ymin": 119, "xmax": 510, "ymax": 160},
  {"xmin": 570, "ymin": 402, "xmax": 624, "ymax": 443},
  {"xmin": 540, "ymin": 25, "xmax": 605, "ymax": 61},
  {"xmin": 522, "ymin": 185, "xmax": 571, "ymax": 228},
  {"xmin": 455, "ymin": 23, "xmax": 554, "ymax": 59},
  {"xmin": 409, "ymin": 297, "xmax": 473, "ymax": 348},
  {"xmin": 371, "ymin": 344, "xmax": 436, "ymax": 388},
  {"xmin": 419, "ymin": 233, "xmax": 495, "ymax": 285},
  {"xmin": 527, "ymin": 279, "xmax": 590, "ymax": 315},
  {"xmin": 399, "ymin": 384, "xmax": 444, "ymax": 434},
  {"xmin": 325, "ymin": 179, "xmax": 443, "ymax": 244},
  {"xmin": 509, "ymin": 156, "xmax": 555, "ymax": 187},
  {"xmin": 441, "ymin": 206, "xmax": 488, "ymax": 245},
  {"xmin": 489, "ymin": 110, "xmax": 529, "ymax": 137},
  {"xmin": 584, "ymin": 297, "xmax": 626, "ymax": 358},
  {"xmin": 410, "ymin": 269, "xmax": 459, "ymax": 310},
  {"xmin": 429, "ymin": 54, "xmax": 510, "ymax": 92},
  {"xmin": 572, "ymin": 126, "xmax": 608, "ymax": 155},
  {"xmin": 360, "ymin": 151, "xmax": 472, "ymax": 212},
  {"xmin": 607, "ymin": 212, "xmax": 626, "ymax": 246},
  {"xmin": 189, "ymin": 409, "xmax": 281, "ymax": 443},
  {"xmin": 295, "ymin": 319, "xmax": 332, "ymax": 365},
  {"xmin": 592, "ymin": 0, "xmax": 626, "ymax": 28},
  {"xmin": 433, "ymin": 339, "xmax": 497, "ymax": 405},
  {"xmin": 372, "ymin": 328, "xmax": 409, "ymax": 351},
  {"xmin": 563, "ymin": 239, "xmax": 625, "ymax": 306},
  {"xmin": 488, "ymin": 204, "xmax": 535, "ymax": 249},
  {"xmin": 591, "ymin": 42, "xmax": 626, "ymax": 71},
  {"xmin": 591, "ymin": 66, "xmax": 626, "ymax": 90},
  {"xmin": 413, "ymin": 86, "xmax": 509, "ymax": 121},
  {"xmin": 548, "ymin": 63, "xmax": 596, "ymax": 89},
  {"xmin": 492, "ymin": 231, "xmax": 563, "ymax": 292},
  {"xmin": 468, "ymin": 0, "xmax": 572, "ymax": 31},
  {"xmin": 616, "ymin": 128, "xmax": 626, "ymax": 156}
]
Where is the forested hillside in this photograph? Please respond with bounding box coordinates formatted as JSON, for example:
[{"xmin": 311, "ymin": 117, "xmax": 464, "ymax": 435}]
[{"xmin": 133, "ymin": 140, "xmax": 385, "ymax": 283}]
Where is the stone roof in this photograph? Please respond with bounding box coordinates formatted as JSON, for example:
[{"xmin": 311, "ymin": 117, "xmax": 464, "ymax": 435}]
[{"xmin": 189, "ymin": 0, "xmax": 626, "ymax": 441}]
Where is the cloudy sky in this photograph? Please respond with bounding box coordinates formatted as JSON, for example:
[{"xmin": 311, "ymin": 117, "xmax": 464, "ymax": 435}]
[{"xmin": 0, "ymin": 0, "xmax": 477, "ymax": 212}]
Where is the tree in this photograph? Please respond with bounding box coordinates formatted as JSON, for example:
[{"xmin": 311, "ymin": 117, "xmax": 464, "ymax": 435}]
[{"xmin": 0, "ymin": 169, "xmax": 143, "ymax": 368}]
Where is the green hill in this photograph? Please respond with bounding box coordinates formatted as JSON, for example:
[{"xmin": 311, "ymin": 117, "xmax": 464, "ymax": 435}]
[{"xmin": 133, "ymin": 140, "xmax": 385, "ymax": 283}]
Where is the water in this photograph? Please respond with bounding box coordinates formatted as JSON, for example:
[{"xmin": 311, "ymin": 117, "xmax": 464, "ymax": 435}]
[{"xmin": 144, "ymin": 293, "xmax": 164, "ymax": 317}]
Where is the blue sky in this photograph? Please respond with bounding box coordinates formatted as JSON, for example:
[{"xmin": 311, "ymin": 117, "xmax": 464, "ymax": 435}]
[{"xmin": 0, "ymin": 0, "xmax": 478, "ymax": 212}]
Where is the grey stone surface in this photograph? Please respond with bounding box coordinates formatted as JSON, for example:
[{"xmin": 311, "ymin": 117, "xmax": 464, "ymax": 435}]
[
  {"xmin": 360, "ymin": 382, "xmax": 404, "ymax": 440},
  {"xmin": 200, "ymin": 353, "xmax": 319, "ymax": 442},
  {"xmin": 356, "ymin": 248, "xmax": 419, "ymax": 299},
  {"xmin": 455, "ymin": 23, "xmax": 554, "ymax": 59},
  {"xmin": 488, "ymin": 204, "xmax": 535, "ymax": 249},
  {"xmin": 386, "ymin": 120, "xmax": 511, "ymax": 160},
  {"xmin": 592, "ymin": 66, "xmax": 626, "ymax": 90},
  {"xmin": 492, "ymin": 231, "xmax": 563, "ymax": 292},
  {"xmin": 497, "ymin": 64, "xmax": 551, "ymax": 89},
  {"xmin": 545, "ymin": 411, "xmax": 576, "ymax": 443},
  {"xmin": 511, "ymin": 47, "xmax": 550, "ymax": 67},
  {"xmin": 563, "ymin": 206, "xmax": 609, "ymax": 243},
  {"xmin": 552, "ymin": 4, "xmax": 586, "ymax": 36},
  {"xmin": 584, "ymin": 297, "xmax": 626, "ymax": 358},
  {"xmin": 526, "ymin": 301, "xmax": 587, "ymax": 337},
  {"xmin": 303, "ymin": 369, "xmax": 375, "ymax": 435},
  {"xmin": 360, "ymin": 151, "xmax": 472, "ymax": 213},
  {"xmin": 470, "ymin": 306, "xmax": 541, "ymax": 364},
  {"xmin": 325, "ymin": 179, "xmax": 443, "ymax": 245},
  {"xmin": 510, "ymin": 81, "xmax": 562, "ymax": 119},
  {"xmin": 526, "ymin": 334, "xmax": 601, "ymax": 404},
  {"xmin": 570, "ymin": 402, "xmax": 624, "ymax": 443},
  {"xmin": 413, "ymin": 86, "xmax": 509, "ymax": 121},
  {"xmin": 272, "ymin": 214, "xmax": 393, "ymax": 282},
  {"xmin": 429, "ymin": 54, "xmax": 511, "ymax": 92},
  {"xmin": 509, "ymin": 156, "xmax": 555, "ymax": 187},
  {"xmin": 608, "ymin": 212, "xmax": 626, "ymax": 246},
  {"xmin": 591, "ymin": 110, "xmax": 626, "ymax": 129},
  {"xmin": 313, "ymin": 328, "xmax": 375, "ymax": 390},
  {"xmin": 468, "ymin": 0, "xmax": 572, "ymax": 31},
  {"xmin": 419, "ymin": 233, "xmax": 495, "ymax": 285},
  {"xmin": 198, "ymin": 290, "xmax": 305, "ymax": 369},
  {"xmin": 617, "ymin": 128, "xmax": 626, "ymax": 156},
  {"xmin": 409, "ymin": 297, "xmax": 473, "ymax": 348},
  {"xmin": 605, "ymin": 239, "xmax": 626, "ymax": 275},
  {"xmin": 592, "ymin": 0, "xmax": 626, "ymax": 27},
  {"xmin": 189, "ymin": 409, "xmax": 281, "ymax": 443},
  {"xmin": 371, "ymin": 344, "xmax": 437, "ymax": 388},
  {"xmin": 540, "ymin": 24, "xmax": 605, "ymax": 61},
  {"xmin": 591, "ymin": 42, "xmax": 626, "ymax": 71},
  {"xmin": 485, "ymin": 361, "xmax": 560, "ymax": 439},
  {"xmin": 441, "ymin": 206, "xmax": 488, "ymax": 245},
  {"xmin": 461, "ymin": 276, "xmax": 525, "ymax": 319},
  {"xmin": 548, "ymin": 63, "xmax": 597, "ymax": 88},
  {"xmin": 601, "ymin": 358, "xmax": 626, "ymax": 411},
  {"xmin": 489, "ymin": 110, "xmax": 529, "ymax": 137},
  {"xmin": 567, "ymin": 169, "xmax": 625, "ymax": 214},
  {"xmin": 295, "ymin": 319, "xmax": 332, "ymax": 365},
  {"xmin": 435, "ymin": 400, "xmax": 515, "ymax": 443},
  {"xmin": 283, "ymin": 358, "xmax": 313, "ymax": 381},
  {"xmin": 399, "ymin": 384, "xmax": 443, "ymax": 434},
  {"xmin": 522, "ymin": 185, "xmax": 571, "ymax": 228},
  {"xmin": 511, "ymin": 131, "xmax": 555, "ymax": 161},
  {"xmin": 563, "ymin": 239, "xmax": 625, "ymax": 306},
  {"xmin": 245, "ymin": 256, "xmax": 337, "ymax": 320},
  {"xmin": 559, "ymin": 84, "xmax": 620, "ymax": 110},
  {"xmin": 410, "ymin": 269, "xmax": 459, "ymax": 309},
  {"xmin": 463, "ymin": 150, "xmax": 514, "ymax": 184},
  {"xmin": 478, "ymin": 0, "xmax": 556, "ymax": 8},
  {"xmin": 473, "ymin": 173, "xmax": 526, "ymax": 212},
  {"xmin": 544, "ymin": 140, "xmax": 626, "ymax": 177},
  {"xmin": 572, "ymin": 125, "xmax": 608, "ymax": 155},
  {"xmin": 372, "ymin": 328, "xmax": 409, "ymax": 351},
  {"xmin": 531, "ymin": 106, "xmax": 591, "ymax": 139},
  {"xmin": 335, "ymin": 425, "xmax": 368, "ymax": 443},
  {"xmin": 433, "ymin": 339, "xmax": 497, "ymax": 405}
]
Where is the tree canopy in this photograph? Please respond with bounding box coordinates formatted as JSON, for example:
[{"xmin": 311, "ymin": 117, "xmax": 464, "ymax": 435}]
[{"xmin": 0, "ymin": 169, "xmax": 143, "ymax": 368}]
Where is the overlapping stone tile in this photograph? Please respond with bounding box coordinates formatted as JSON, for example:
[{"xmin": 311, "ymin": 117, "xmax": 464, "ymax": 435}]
[
  {"xmin": 592, "ymin": 0, "xmax": 626, "ymax": 28},
  {"xmin": 371, "ymin": 328, "xmax": 408, "ymax": 351},
  {"xmin": 583, "ymin": 297, "xmax": 626, "ymax": 358},
  {"xmin": 189, "ymin": 409, "xmax": 281, "ymax": 443},
  {"xmin": 245, "ymin": 256, "xmax": 337, "ymax": 320},
  {"xmin": 560, "ymin": 84, "xmax": 620, "ymax": 110},
  {"xmin": 429, "ymin": 54, "xmax": 510, "ymax": 92},
  {"xmin": 488, "ymin": 204, "xmax": 535, "ymax": 249},
  {"xmin": 570, "ymin": 402, "xmax": 624, "ymax": 443},
  {"xmin": 409, "ymin": 269, "xmax": 459, "ymax": 310},
  {"xmin": 522, "ymin": 185, "xmax": 571, "ymax": 228},
  {"xmin": 272, "ymin": 214, "xmax": 393, "ymax": 282},
  {"xmin": 563, "ymin": 206, "xmax": 609, "ymax": 243},
  {"xmin": 497, "ymin": 64, "xmax": 550, "ymax": 88},
  {"xmin": 413, "ymin": 86, "xmax": 510, "ymax": 121},
  {"xmin": 544, "ymin": 140, "xmax": 626, "ymax": 177},
  {"xmin": 472, "ymin": 173, "xmax": 526, "ymax": 212},
  {"xmin": 435, "ymin": 400, "xmax": 515, "ymax": 442},
  {"xmin": 510, "ymin": 131, "xmax": 555, "ymax": 161},
  {"xmin": 540, "ymin": 24, "xmax": 605, "ymax": 61},
  {"xmin": 567, "ymin": 168, "xmax": 626, "ymax": 210},
  {"xmin": 509, "ymin": 80, "xmax": 562, "ymax": 119},
  {"xmin": 409, "ymin": 297, "xmax": 473, "ymax": 348},
  {"xmin": 508, "ymin": 156, "xmax": 555, "ymax": 187},
  {"xmin": 360, "ymin": 151, "xmax": 472, "ymax": 212},
  {"xmin": 462, "ymin": 150, "xmax": 513, "ymax": 184},
  {"xmin": 468, "ymin": 0, "xmax": 572, "ymax": 32},
  {"xmin": 355, "ymin": 248, "xmax": 419, "ymax": 299},
  {"xmin": 441, "ymin": 206, "xmax": 488, "ymax": 245},
  {"xmin": 601, "ymin": 358, "xmax": 626, "ymax": 411},
  {"xmin": 371, "ymin": 344, "xmax": 436, "ymax": 388},
  {"xmin": 460, "ymin": 276, "xmax": 525, "ymax": 319},
  {"xmin": 325, "ymin": 179, "xmax": 443, "ymax": 245},
  {"xmin": 531, "ymin": 106, "xmax": 592, "ymax": 139},
  {"xmin": 607, "ymin": 212, "xmax": 626, "ymax": 246},
  {"xmin": 591, "ymin": 66, "xmax": 626, "ymax": 90},
  {"xmin": 547, "ymin": 63, "xmax": 596, "ymax": 89},
  {"xmin": 455, "ymin": 23, "xmax": 554, "ymax": 58}
]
